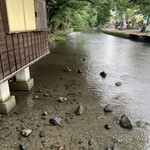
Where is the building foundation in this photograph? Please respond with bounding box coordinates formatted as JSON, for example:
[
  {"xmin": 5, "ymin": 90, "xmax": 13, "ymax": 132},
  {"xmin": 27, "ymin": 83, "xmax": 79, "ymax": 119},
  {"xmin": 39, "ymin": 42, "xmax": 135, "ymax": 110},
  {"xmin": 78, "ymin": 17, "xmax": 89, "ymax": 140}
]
[
  {"xmin": 0, "ymin": 81, "xmax": 16, "ymax": 113},
  {"xmin": 10, "ymin": 67, "xmax": 34, "ymax": 91}
]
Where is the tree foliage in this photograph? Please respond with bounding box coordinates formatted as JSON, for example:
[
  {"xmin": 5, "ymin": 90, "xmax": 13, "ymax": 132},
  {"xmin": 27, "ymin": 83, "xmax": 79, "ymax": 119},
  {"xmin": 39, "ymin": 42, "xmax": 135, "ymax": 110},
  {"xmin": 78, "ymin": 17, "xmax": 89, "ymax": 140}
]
[
  {"xmin": 46, "ymin": 0, "xmax": 113, "ymax": 32},
  {"xmin": 45, "ymin": 0, "xmax": 150, "ymax": 32}
]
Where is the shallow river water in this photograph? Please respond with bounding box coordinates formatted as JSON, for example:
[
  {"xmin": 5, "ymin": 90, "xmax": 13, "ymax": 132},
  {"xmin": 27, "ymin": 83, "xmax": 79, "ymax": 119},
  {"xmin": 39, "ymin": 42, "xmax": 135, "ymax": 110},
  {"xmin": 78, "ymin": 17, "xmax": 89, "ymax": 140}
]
[
  {"xmin": 1, "ymin": 31, "xmax": 150, "ymax": 150},
  {"xmin": 52, "ymin": 32, "xmax": 150, "ymax": 121},
  {"xmin": 49, "ymin": 32, "xmax": 150, "ymax": 149}
]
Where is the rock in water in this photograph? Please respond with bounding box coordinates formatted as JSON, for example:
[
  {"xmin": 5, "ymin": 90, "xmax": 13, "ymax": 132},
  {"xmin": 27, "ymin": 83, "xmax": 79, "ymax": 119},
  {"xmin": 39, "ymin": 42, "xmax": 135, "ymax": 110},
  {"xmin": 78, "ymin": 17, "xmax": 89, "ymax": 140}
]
[
  {"xmin": 104, "ymin": 124, "xmax": 111, "ymax": 130},
  {"xmin": 44, "ymin": 93, "xmax": 50, "ymax": 97},
  {"xmin": 43, "ymin": 111, "xmax": 48, "ymax": 116},
  {"xmin": 39, "ymin": 131, "xmax": 46, "ymax": 138},
  {"xmin": 105, "ymin": 147, "xmax": 111, "ymax": 150},
  {"xmin": 78, "ymin": 69, "xmax": 82, "ymax": 74},
  {"xmin": 33, "ymin": 95, "xmax": 39, "ymax": 100},
  {"xmin": 136, "ymin": 120, "xmax": 149, "ymax": 128},
  {"xmin": 82, "ymin": 58, "xmax": 86, "ymax": 61},
  {"xmin": 22, "ymin": 129, "xmax": 32, "ymax": 137},
  {"xmin": 120, "ymin": 114, "xmax": 133, "ymax": 129},
  {"xmin": 58, "ymin": 97, "xmax": 67, "ymax": 103},
  {"xmin": 63, "ymin": 67, "xmax": 71, "ymax": 72},
  {"xmin": 100, "ymin": 71, "xmax": 107, "ymax": 78},
  {"xmin": 104, "ymin": 104, "xmax": 113, "ymax": 113},
  {"xmin": 20, "ymin": 142, "xmax": 30, "ymax": 150},
  {"xmin": 75, "ymin": 104, "xmax": 84, "ymax": 115},
  {"xmin": 50, "ymin": 117, "xmax": 62, "ymax": 125},
  {"xmin": 115, "ymin": 82, "xmax": 122, "ymax": 86}
]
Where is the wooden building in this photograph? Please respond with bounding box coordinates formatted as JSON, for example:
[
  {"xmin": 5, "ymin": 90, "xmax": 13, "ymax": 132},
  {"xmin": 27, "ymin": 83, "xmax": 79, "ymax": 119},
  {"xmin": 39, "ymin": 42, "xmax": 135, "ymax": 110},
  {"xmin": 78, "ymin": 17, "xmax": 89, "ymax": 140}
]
[{"xmin": 0, "ymin": 0, "xmax": 49, "ymax": 113}]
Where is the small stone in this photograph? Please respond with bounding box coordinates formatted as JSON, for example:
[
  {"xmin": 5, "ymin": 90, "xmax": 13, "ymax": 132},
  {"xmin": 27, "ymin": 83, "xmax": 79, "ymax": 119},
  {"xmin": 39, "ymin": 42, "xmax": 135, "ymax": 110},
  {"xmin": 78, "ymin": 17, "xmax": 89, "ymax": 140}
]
[
  {"xmin": 120, "ymin": 114, "xmax": 133, "ymax": 129},
  {"xmin": 14, "ymin": 111, "xmax": 19, "ymax": 114},
  {"xmin": 20, "ymin": 142, "xmax": 30, "ymax": 150},
  {"xmin": 78, "ymin": 140, "xmax": 83, "ymax": 144},
  {"xmin": 59, "ymin": 146, "xmax": 64, "ymax": 150},
  {"xmin": 36, "ymin": 89, "xmax": 43, "ymax": 93},
  {"xmin": 88, "ymin": 139, "xmax": 93, "ymax": 145},
  {"xmin": 104, "ymin": 124, "xmax": 111, "ymax": 130},
  {"xmin": 78, "ymin": 69, "xmax": 82, "ymax": 74},
  {"xmin": 50, "ymin": 117, "xmax": 62, "ymax": 125},
  {"xmin": 82, "ymin": 58, "xmax": 86, "ymax": 61},
  {"xmin": 41, "ymin": 116, "xmax": 47, "ymax": 119},
  {"xmin": 58, "ymin": 97, "xmax": 67, "ymax": 103},
  {"xmin": 114, "ymin": 95, "xmax": 121, "ymax": 100},
  {"xmin": 39, "ymin": 131, "xmax": 45, "ymax": 138},
  {"xmin": 136, "ymin": 120, "xmax": 149, "ymax": 128},
  {"xmin": 75, "ymin": 104, "xmax": 84, "ymax": 115},
  {"xmin": 41, "ymin": 139, "xmax": 47, "ymax": 145},
  {"xmin": 33, "ymin": 95, "xmax": 39, "ymax": 100},
  {"xmin": 44, "ymin": 93, "xmax": 50, "ymax": 97},
  {"xmin": 100, "ymin": 71, "xmax": 107, "ymax": 78},
  {"xmin": 37, "ymin": 124, "xmax": 40, "ymax": 127},
  {"xmin": 63, "ymin": 97, "xmax": 67, "ymax": 101},
  {"xmin": 43, "ymin": 111, "xmax": 48, "ymax": 116},
  {"xmin": 115, "ymin": 82, "xmax": 122, "ymax": 86},
  {"xmin": 22, "ymin": 129, "xmax": 32, "ymax": 137},
  {"xmin": 104, "ymin": 104, "xmax": 113, "ymax": 113},
  {"xmin": 63, "ymin": 67, "xmax": 71, "ymax": 72}
]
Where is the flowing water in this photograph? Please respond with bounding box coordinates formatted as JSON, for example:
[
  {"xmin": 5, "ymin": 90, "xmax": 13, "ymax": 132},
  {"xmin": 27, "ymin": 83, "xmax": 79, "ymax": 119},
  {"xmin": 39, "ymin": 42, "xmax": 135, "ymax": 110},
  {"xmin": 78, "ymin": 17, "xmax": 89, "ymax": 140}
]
[{"xmin": 49, "ymin": 32, "xmax": 150, "ymax": 149}]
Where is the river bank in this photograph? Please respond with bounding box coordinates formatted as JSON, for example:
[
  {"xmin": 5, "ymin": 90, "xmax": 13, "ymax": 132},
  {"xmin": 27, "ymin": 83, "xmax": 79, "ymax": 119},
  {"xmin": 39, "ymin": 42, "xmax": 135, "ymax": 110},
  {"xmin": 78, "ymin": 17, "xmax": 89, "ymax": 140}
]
[
  {"xmin": 101, "ymin": 29, "xmax": 150, "ymax": 42},
  {"xmin": 48, "ymin": 28, "xmax": 97, "ymax": 43}
]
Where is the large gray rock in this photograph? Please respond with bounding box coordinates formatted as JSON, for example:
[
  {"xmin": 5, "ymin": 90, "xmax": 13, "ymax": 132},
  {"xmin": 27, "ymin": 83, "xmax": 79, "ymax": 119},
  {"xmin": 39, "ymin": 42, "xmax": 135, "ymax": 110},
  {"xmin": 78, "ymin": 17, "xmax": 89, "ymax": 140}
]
[
  {"xmin": 120, "ymin": 114, "xmax": 133, "ymax": 129},
  {"xmin": 50, "ymin": 117, "xmax": 62, "ymax": 125},
  {"xmin": 75, "ymin": 104, "xmax": 84, "ymax": 115},
  {"xmin": 104, "ymin": 104, "xmax": 113, "ymax": 113},
  {"xmin": 21, "ymin": 129, "xmax": 32, "ymax": 137}
]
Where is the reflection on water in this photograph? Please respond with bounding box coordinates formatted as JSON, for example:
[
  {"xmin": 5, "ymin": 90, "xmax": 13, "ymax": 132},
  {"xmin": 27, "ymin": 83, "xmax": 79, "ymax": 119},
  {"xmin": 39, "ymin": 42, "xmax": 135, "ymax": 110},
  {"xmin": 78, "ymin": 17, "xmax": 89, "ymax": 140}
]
[{"xmin": 50, "ymin": 31, "xmax": 150, "ymax": 149}]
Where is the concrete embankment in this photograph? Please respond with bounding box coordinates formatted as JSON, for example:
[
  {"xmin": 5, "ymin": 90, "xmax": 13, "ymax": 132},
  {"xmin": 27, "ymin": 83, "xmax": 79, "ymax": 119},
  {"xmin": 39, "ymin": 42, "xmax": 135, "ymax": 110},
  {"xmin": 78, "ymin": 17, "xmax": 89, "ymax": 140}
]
[
  {"xmin": 101, "ymin": 29, "xmax": 150, "ymax": 43},
  {"xmin": 101, "ymin": 29, "xmax": 130, "ymax": 39}
]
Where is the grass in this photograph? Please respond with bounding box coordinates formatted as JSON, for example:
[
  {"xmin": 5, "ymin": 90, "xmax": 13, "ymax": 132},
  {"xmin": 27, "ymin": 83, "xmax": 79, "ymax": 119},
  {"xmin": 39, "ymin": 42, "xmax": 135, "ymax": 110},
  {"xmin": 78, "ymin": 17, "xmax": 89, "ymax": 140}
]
[
  {"xmin": 101, "ymin": 29, "xmax": 131, "ymax": 39},
  {"xmin": 55, "ymin": 35, "xmax": 68, "ymax": 42},
  {"xmin": 70, "ymin": 26, "xmax": 94, "ymax": 31}
]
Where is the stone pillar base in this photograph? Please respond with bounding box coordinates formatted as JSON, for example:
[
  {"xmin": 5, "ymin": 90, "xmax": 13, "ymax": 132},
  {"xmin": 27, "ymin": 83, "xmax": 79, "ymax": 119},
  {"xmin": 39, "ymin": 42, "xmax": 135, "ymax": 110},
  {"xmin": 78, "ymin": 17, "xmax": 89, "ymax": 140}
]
[
  {"xmin": 10, "ymin": 78, "xmax": 34, "ymax": 91},
  {"xmin": 0, "ymin": 96, "xmax": 16, "ymax": 113}
]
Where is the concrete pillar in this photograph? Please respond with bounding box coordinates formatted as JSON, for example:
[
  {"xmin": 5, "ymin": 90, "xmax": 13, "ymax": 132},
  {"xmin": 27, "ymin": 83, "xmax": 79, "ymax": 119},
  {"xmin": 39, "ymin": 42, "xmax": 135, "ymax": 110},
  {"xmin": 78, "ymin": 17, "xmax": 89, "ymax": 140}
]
[
  {"xmin": 16, "ymin": 67, "xmax": 30, "ymax": 82},
  {"xmin": 0, "ymin": 81, "xmax": 16, "ymax": 113},
  {"xmin": 10, "ymin": 67, "xmax": 34, "ymax": 91}
]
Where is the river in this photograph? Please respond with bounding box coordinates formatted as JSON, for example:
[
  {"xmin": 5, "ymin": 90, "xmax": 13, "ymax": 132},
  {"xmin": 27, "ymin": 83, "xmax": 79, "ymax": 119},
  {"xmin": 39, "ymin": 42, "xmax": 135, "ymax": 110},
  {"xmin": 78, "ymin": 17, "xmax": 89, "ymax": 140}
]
[
  {"xmin": 49, "ymin": 31, "xmax": 150, "ymax": 149},
  {"xmin": 1, "ymin": 31, "xmax": 150, "ymax": 150}
]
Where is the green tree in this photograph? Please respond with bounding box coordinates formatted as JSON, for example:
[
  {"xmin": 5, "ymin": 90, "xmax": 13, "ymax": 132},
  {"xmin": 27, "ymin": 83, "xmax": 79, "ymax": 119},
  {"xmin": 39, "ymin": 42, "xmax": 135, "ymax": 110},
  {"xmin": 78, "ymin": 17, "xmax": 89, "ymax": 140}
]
[
  {"xmin": 46, "ymin": 0, "xmax": 113, "ymax": 32},
  {"xmin": 130, "ymin": 0, "xmax": 150, "ymax": 24}
]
